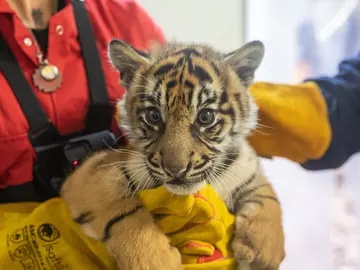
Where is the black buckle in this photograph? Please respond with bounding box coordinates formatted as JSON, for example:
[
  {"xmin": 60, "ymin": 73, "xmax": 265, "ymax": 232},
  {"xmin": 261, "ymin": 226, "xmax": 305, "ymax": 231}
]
[
  {"xmin": 64, "ymin": 142, "xmax": 91, "ymax": 170},
  {"xmin": 33, "ymin": 130, "xmax": 117, "ymax": 196}
]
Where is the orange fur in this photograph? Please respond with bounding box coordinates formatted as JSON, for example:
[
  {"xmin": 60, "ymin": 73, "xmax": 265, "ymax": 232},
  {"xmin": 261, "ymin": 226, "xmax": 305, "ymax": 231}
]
[
  {"xmin": 232, "ymin": 175, "xmax": 285, "ymax": 269},
  {"xmin": 61, "ymin": 150, "xmax": 182, "ymax": 270}
]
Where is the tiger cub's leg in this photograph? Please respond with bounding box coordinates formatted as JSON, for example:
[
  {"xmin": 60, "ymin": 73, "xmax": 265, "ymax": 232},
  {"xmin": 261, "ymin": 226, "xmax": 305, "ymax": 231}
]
[
  {"xmin": 231, "ymin": 173, "xmax": 285, "ymax": 270},
  {"xmin": 61, "ymin": 150, "xmax": 182, "ymax": 270}
]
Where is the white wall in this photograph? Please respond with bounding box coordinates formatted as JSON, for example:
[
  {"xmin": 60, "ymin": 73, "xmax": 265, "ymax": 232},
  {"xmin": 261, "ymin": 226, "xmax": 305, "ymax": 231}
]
[
  {"xmin": 137, "ymin": 0, "xmax": 244, "ymax": 52},
  {"xmin": 245, "ymin": 0, "xmax": 309, "ymax": 82},
  {"xmin": 245, "ymin": 1, "xmax": 360, "ymax": 270}
]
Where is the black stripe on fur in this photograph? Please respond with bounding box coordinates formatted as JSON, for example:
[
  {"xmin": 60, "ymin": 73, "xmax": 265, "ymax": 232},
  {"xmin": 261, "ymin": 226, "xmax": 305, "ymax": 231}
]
[
  {"xmin": 74, "ymin": 211, "xmax": 94, "ymax": 224},
  {"xmin": 101, "ymin": 205, "xmax": 143, "ymax": 242}
]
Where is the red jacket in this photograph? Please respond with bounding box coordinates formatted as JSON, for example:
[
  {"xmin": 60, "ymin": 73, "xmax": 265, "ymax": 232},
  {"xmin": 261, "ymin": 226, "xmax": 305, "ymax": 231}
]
[{"xmin": 0, "ymin": 0, "xmax": 165, "ymax": 188}]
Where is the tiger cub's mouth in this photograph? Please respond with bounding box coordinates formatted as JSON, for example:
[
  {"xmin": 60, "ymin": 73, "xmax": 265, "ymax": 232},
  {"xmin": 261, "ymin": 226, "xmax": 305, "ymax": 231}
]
[
  {"xmin": 166, "ymin": 178, "xmax": 186, "ymax": 186},
  {"xmin": 166, "ymin": 176, "xmax": 206, "ymax": 186},
  {"xmin": 145, "ymin": 165, "xmax": 210, "ymax": 194},
  {"xmin": 164, "ymin": 177, "xmax": 207, "ymax": 195}
]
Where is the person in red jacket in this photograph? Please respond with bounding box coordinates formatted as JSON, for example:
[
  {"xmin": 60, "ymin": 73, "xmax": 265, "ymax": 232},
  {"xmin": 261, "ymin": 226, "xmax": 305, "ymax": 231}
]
[{"xmin": 0, "ymin": 0, "xmax": 165, "ymax": 203}]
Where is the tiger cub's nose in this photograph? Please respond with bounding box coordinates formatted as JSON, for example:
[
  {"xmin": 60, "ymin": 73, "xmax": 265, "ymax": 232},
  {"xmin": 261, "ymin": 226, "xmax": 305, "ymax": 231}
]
[{"xmin": 163, "ymin": 163, "xmax": 188, "ymax": 178}]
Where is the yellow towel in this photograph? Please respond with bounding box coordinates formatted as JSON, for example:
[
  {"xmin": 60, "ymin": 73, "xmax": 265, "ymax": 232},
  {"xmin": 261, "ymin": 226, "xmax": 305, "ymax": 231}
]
[
  {"xmin": 0, "ymin": 185, "xmax": 235, "ymax": 270},
  {"xmin": 0, "ymin": 198, "xmax": 117, "ymax": 270},
  {"xmin": 138, "ymin": 184, "xmax": 236, "ymax": 269},
  {"xmin": 248, "ymin": 82, "xmax": 331, "ymax": 163}
]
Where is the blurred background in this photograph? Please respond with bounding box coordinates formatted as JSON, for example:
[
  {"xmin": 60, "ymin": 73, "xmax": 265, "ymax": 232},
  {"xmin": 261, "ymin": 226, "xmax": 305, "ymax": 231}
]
[{"xmin": 138, "ymin": 0, "xmax": 360, "ymax": 269}]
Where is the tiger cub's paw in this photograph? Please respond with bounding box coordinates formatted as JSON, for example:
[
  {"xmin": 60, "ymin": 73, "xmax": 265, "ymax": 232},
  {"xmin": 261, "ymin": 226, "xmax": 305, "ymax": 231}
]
[
  {"xmin": 153, "ymin": 245, "xmax": 182, "ymax": 270},
  {"xmin": 231, "ymin": 196, "xmax": 285, "ymax": 269},
  {"xmin": 127, "ymin": 239, "xmax": 182, "ymax": 270}
]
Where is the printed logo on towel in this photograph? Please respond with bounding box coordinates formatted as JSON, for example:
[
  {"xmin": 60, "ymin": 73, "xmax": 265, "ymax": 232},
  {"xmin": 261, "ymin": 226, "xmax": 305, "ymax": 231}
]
[
  {"xmin": 6, "ymin": 224, "xmax": 67, "ymax": 269},
  {"xmin": 10, "ymin": 228, "xmax": 25, "ymax": 244},
  {"xmin": 37, "ymin": 224, "xmax": 60, "ymax": 242},
  {"xmin": 14, "ymin": 244, "xmax": 32, "ymax": 258}
]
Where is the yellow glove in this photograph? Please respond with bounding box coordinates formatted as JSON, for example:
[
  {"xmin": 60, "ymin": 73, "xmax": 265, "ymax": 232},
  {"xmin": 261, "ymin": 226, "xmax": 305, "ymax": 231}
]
[
  {"xmin": 0, "ymin": 198, "xmax": 117, "ymax": 270},
  {"xmin": 138, "ymin": 184, "xmax": 236, "ymax": 270},
  {"xmin": 248, "ymin": 81, "xmax": 331, "ymax": 163}
]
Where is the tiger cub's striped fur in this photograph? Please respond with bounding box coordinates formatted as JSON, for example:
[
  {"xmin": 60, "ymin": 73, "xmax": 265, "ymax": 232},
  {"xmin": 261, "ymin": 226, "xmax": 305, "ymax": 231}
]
[{"xmin": 61, "ymin": 40, "xmax": 285, "ymax": 270}]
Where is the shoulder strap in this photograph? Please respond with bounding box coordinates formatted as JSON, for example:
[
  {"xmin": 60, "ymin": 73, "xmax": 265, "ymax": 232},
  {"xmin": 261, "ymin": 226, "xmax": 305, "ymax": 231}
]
[
  {"xmin": 0, "ymin": 0, "xmax": 113, "ymax": 146},
  {"xmin": 72, "ymin": 0, "xmax": 113, "ymax": 133},
  {"xmin": 0, "ymin": 35, "xmax": 61, "ymax": 146}
]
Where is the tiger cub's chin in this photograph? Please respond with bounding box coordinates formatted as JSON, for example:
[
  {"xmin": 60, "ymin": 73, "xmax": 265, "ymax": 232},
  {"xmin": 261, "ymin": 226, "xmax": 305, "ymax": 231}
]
[{"xmin": 164, "ymin": 180, "xmax": 206, "ymax": 195}]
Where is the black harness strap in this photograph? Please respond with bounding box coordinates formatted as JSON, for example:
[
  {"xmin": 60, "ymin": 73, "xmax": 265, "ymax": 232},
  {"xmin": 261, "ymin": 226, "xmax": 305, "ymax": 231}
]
[
  {"xmin": 72, "ymin": 0, "xmax": 113, "ymax": 133},
  {"xmin": 0, "ymin": 35, "xmax": 61, "ymax": 145}
]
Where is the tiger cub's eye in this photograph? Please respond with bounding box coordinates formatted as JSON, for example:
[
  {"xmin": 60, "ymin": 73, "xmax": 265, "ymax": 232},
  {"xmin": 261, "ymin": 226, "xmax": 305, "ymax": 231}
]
[
  {"xmin": 145, "ymin": 108, "xmax": 162, "ymax": 125},
  {"xmin": 197, "ymin": 109, "xmax": 215, "ymax": 126}
]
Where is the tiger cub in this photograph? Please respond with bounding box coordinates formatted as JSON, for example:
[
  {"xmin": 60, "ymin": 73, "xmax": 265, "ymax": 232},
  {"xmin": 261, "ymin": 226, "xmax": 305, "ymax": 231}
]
[{"xmin": 61, "ymin": 40, "xmax": 285, "ymax": 270}]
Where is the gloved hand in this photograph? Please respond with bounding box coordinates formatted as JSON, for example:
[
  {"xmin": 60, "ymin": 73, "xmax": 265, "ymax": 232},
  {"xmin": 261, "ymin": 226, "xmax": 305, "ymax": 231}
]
[
  {"xmin": 248, "ymin": 81, "xmax": 331, "ymax": 163},
  {"xmin": 138, "ymin": 184, "xmax": 236, "ymax": 270}
]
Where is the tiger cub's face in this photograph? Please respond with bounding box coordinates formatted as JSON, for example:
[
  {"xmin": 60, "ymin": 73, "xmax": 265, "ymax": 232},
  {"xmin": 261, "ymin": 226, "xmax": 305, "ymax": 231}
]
[{"xmin": 109, "ymin": 41, "xmax": 264, "ymax": 195}]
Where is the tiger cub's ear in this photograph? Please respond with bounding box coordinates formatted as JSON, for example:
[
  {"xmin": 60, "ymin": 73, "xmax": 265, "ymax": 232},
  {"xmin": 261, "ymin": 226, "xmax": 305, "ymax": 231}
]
[
  {"xmin": 108, "ymin": 39, "xmax": 150, "ymax": 88},
  {"xmin": 224, "ymin": 40, "xmax": 264, "ymax": 87}
]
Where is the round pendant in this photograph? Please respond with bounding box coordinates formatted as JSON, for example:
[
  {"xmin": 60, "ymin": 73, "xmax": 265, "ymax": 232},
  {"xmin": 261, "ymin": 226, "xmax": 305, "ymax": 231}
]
[
  {"xmin": 40, "ymin": 65, "xmax": 59, "ymax": 81},
  {"xmin": 33, "ymin": 65, "xmax": 62, "ymax": 93}
]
